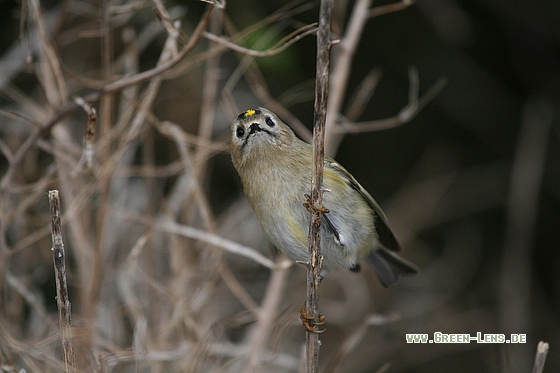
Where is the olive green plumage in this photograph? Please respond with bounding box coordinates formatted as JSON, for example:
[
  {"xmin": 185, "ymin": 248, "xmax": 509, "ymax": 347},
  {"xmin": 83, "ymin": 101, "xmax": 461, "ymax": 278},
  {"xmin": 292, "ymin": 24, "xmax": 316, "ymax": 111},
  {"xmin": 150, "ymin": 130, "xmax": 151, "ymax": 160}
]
[{"xmin": 230, "ymin": 107, "xmax": 418, "ymax": 287}]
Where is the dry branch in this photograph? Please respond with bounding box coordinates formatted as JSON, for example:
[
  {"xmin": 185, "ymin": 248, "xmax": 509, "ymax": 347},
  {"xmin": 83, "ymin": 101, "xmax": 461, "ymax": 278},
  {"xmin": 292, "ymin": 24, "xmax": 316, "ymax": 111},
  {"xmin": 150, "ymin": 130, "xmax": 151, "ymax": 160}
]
[
  {"xmin": 499, "ymin": 97, "xmax": 553, "ymax": 371},
  {"xmin": 306, "ymin": 0, "xmax": 333, "ymax": 371},
  {"xmin": 369, "ymin": 0, "xmax": 415, "ymax": 18},
  {"xmin": 202, "ymin": 23, "xmax": 317, "ymax": 58},
  {"xmin": 48, "ymin": 190, "xmax": 76, "ymax": 373},
  {"xmin": 532, "ymin": 341, "xmax": 549, "ymax": 373},
  {"xmin": 119, "ymin": 211, "xmax": 280, "ymax": 269},
  {"xmin": 73, "ymin": 97, "xmax": 97, "ymax": 171},
  {"xmin": 337, "ymin": 69, "xmax": 448, "ymax": 133}
]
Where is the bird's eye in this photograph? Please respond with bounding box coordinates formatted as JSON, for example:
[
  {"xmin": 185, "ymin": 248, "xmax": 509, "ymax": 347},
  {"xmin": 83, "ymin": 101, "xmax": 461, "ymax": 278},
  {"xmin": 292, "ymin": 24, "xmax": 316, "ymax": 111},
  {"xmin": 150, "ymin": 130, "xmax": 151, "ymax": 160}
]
[
  {"xmin": 236, "ymin": 126, "xmax": 245, "ymax": 138},
  {"xmin": 265, "ymin": 117, "xmax": 275, "ymax": 127}
]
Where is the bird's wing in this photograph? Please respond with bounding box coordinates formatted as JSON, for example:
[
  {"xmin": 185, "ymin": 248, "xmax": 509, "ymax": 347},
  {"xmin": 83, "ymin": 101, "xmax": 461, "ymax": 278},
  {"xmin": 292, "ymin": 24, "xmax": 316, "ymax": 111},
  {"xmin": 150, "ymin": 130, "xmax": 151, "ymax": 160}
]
[{"xmin": 326, "ymin": 160, "xmax": 401, "ymax": 252}]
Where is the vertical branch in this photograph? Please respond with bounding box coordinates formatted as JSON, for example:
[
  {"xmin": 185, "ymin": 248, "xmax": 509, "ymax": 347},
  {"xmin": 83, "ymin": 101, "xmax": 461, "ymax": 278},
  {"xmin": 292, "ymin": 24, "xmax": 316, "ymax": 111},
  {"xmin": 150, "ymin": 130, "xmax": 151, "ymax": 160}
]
[
  {"xmin": 195, "ymin": 9, "xmax": 222, "ymax": 180},
  {"xmin": 324, "ymin": 0, "xmax": 371, "ymax": 155},
  {"xmin": 244, "ymin": 256, "xmax": 292, "ymax": 371},
  {"xmin": 499, "ymin": 97, "xmax": 552, "ymax": 372},
  {"xmin": 85, "ymin": 0, "xmax": 114, "ymax": 349},
  {"xmin": 49, "ymin": 190, "xmax": 76, "ymax": 373},
  {"xmin": 532, "ymin": 341, "xmax": 550, "ymax": 373},
  {"xmin": 73, "ymin": 97, "xmax": 98, "ymax": 172},
  {"xmin": 306, "ymin": 0, "xmax": 333, "ymax": 372}
]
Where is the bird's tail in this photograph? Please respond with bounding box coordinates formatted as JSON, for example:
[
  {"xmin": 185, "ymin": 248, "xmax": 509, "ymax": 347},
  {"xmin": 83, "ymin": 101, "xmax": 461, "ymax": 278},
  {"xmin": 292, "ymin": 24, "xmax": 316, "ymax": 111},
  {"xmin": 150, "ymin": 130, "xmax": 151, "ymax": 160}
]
[{"xmin": 366, "ymin": 248, "xmax": 419, "ymax": 288}]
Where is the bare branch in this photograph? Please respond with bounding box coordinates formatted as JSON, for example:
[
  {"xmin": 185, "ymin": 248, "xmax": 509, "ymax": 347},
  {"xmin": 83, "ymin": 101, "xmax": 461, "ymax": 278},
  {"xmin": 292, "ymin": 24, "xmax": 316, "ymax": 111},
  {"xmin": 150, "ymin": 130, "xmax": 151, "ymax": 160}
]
[
  {"xmin": 369, "ymin": 0, "xmax": 415, "ymax": 18},
  {"xmin": 337, "ymin": 73, "xmax": 448, "ymax": 133},
  {"xmin": 72, "ymin": 97, "xmax": 97, "ymax": 171},
  {"xmin": 306, "ymin": 0, "xmax": 333, "ymax": 371},
  {"xmin": 195, "ymin": 10, "xmax": 223, "ymax": 181},
  {"xmin": 119, "ymin": 210, "xmax": 282, "ymax": 269},
  {"xmin": 48, "ymin": 190, "xmax": 76, "ymax": 373},
  {"xmin": 344, "ymin": 67, "xmax": 383, "ymax": 121},
  {"xmin": 500, "ymin": 97, "xmax": 553, "ymax": 369},
  {"xmin": 202, "ymin": 23, "xmax": 317, "ymax": 58},
  {"xmin": 532, "ymin": 341, "xmax": 550, "ymax": 373}
]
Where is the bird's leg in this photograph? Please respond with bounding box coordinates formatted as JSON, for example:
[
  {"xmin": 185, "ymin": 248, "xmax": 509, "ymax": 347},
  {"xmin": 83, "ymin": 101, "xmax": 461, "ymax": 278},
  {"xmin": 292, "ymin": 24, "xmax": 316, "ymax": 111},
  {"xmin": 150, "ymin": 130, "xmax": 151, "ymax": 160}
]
[{"xmin": 300, "ymin": 303, "xmax": 326, "ymax": 334}]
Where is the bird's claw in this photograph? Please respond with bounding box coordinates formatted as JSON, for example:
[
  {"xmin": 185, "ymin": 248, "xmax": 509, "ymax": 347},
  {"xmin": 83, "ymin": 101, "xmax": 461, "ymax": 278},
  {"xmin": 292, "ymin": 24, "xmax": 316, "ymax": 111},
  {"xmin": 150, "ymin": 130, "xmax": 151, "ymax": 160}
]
[
  {"xmin": 303, "ymin": 193, "xmax": 330, "ymax": 214},
  {"xmin": 300, "ymin": 303, "xmax": 326, "ymax": 334}
]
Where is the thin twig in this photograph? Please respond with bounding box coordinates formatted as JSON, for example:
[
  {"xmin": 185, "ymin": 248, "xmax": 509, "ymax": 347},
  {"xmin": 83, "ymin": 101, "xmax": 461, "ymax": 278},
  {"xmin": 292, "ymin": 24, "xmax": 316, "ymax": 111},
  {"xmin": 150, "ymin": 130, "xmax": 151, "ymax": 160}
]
[
  {"xmin": 0, "ymin": 107, "xmax": 42, "ymax": 128},
  {"xmin": 369, "ymin": 0, "xmax": 415, "ymax": 18},
  {"xmin": 195, "ymin": 9, "xmax": 222, "ymax": 181},
  {"xmin": 118, "ymin": 210, "xmax": 281, "ymax": 270},
  {"xmin": 306, "ymin": 0, "xmax": 333, "ymax": 371},
  {"xmin": 202, "ymin": 23, "xmax": 317, "ymax": 58},
  {"xmin": 336, "ymin": 73, "xmax": 448, "ymax": 133},
  {"xmin": 48, "ymin": 190, "xmax": 76, "ymax": 373},
  {"xmin": 72, "ymin": 97, "xmax": 97, "ymax": 172},
  {"xmin": 344, "ymin": 67, "xmax": 383, "ymax": 121}
]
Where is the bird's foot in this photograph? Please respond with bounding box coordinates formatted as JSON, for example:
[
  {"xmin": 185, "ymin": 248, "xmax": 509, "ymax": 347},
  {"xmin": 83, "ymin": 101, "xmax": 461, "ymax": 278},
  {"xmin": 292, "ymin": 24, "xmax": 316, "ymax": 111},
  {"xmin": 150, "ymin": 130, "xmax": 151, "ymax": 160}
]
[
  {"xmin": 303, "ymin": 193, "xmax": 330, "ymax": 214},
  {"xmin": 300, "ymin": 303, "xmax": 325, "ymax": 334}
]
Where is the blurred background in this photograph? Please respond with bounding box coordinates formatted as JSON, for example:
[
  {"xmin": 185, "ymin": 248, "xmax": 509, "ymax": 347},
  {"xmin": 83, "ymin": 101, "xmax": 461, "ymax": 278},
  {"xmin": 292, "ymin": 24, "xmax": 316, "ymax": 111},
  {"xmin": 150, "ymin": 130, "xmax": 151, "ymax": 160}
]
[{"xmin": 0, "ymin": 0, "xmax": 559, "ymax": 372}]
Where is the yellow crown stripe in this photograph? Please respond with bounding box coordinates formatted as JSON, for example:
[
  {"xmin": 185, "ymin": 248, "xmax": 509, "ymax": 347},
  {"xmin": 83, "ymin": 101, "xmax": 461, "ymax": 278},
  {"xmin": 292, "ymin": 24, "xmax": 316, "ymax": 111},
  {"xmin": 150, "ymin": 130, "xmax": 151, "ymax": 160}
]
[{"xmin": 244, "ymin": 109, "xmax": 256, "ymax": 117}]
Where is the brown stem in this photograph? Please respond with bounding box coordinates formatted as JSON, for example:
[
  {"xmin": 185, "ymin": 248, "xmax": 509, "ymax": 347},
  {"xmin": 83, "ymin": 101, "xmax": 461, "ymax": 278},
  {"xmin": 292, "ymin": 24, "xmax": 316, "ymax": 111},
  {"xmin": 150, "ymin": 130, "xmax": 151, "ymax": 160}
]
[
  {"xmin": 306, "ymin": 0, "xmax": 333, "ymax": 371},
  {"xmin": 49, "ymin": 190, "xmax": 76, "ymax": 373}
]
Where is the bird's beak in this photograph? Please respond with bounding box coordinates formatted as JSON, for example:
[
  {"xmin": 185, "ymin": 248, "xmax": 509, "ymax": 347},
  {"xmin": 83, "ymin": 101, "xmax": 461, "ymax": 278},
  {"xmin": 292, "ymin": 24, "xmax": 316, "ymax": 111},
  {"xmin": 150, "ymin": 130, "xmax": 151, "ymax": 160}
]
[{"xmin": 249, "ymin": 122, "xmax": 262, "ymax": 135}]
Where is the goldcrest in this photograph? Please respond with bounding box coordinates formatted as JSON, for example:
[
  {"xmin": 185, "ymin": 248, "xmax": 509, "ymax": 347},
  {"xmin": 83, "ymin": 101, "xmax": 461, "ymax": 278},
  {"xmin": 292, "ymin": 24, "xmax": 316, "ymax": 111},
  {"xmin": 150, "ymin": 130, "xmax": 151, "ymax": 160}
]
[{"xmin": 230, "ymin": 107, "xmax": 418, "ymax": 287}]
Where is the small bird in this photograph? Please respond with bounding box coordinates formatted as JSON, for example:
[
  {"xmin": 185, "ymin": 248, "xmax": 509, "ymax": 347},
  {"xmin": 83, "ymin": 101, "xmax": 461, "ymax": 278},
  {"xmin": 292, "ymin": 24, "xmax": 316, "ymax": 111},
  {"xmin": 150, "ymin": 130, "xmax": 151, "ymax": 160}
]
[{"xmin": 230, "ymin": 107, "xmax": 418, "ymax": 288}]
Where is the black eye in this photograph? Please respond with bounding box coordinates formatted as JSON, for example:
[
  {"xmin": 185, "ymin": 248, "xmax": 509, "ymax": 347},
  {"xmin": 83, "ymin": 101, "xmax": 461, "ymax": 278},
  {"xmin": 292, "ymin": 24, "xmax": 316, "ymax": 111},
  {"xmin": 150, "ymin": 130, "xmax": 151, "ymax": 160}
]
[
  {"xmin": 236, "ymin": 126, "xmax": 245, "ymax": 138},
  {"xmin": 265, "ymin": 117, "xmax": 275, "ymax": 127}
]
